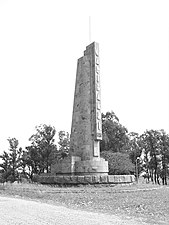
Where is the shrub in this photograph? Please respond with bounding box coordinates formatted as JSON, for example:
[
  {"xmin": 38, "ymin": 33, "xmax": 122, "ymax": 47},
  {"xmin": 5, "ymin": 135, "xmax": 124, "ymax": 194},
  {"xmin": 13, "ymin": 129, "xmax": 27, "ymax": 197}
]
[{"xmin": 101, "ymin": 151, "xmax": 135, "ymax": 175}]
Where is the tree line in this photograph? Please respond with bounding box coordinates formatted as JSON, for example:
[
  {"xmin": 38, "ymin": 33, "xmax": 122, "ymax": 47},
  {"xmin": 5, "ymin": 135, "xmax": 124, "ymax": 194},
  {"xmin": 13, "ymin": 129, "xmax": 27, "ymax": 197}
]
[
  {"xmin": 101, "ymin": 111, "xmax": 169, "ymax": 185},
  {"xmin": 0, "ymin": 111, "xmax": 169, "ymax": 185},
  {"xmin": 0, "ymin": 125, "xmax": 70, "ymax": 183}
]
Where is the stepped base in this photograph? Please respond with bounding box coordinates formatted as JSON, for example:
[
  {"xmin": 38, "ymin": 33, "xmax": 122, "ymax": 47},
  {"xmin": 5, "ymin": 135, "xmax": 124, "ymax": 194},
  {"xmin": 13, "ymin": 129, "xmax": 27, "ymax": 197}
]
[{"xmin": 38, "ymin": 174, "xmax": 135, "ymax": 185}]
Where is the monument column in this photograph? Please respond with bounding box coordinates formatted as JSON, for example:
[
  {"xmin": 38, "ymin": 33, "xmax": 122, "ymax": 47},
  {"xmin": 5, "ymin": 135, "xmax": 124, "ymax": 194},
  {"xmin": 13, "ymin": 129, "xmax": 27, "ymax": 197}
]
[{"xmin": 70, "ymin": 42, "xmax": 108, "ymax": 175}]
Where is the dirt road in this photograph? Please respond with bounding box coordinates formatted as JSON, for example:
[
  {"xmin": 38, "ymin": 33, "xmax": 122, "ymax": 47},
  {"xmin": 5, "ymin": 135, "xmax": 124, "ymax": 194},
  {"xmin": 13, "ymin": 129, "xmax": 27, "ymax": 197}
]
[{"xmin": 0, "ymin": 196, "xmax": 149, "ymax": 225}]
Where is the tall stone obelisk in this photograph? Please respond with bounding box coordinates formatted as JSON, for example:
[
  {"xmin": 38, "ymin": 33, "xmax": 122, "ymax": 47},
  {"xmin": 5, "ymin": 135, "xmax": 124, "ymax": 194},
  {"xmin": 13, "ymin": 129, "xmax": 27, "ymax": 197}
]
[
  {"xmin": 51, "ymin": 42, "xmax": 108, "ymax": 176},
  {"xmin": 41, "ymin": 42, "xmax": 135, "ymax": 185},
  {"xmin": 69, "ymin": 42, "xmax": 108, "ymax": 175}
]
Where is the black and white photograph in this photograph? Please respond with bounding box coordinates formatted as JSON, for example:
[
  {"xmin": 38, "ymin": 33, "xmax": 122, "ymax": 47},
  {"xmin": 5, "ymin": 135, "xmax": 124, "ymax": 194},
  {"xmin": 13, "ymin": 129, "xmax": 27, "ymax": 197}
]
[{"xmin": 0, "ymin": 0, "xmax": 169, "ymax": 224}]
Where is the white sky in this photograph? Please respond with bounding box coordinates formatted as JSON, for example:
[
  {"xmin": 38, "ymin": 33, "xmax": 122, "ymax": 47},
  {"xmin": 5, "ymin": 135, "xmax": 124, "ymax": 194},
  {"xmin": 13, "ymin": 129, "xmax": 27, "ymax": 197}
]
[{"xmin": 0, "ymin": 0, "xmax": 169, "ymax": 152}]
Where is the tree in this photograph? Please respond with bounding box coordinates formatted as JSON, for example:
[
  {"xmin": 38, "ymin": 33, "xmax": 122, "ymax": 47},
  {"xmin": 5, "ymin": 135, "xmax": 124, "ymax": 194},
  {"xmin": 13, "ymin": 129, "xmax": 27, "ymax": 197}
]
[
  {"xmin": 101, "ymin": 151, "xmax": 135, "ymax": 175},
  {"xmin": 21, "ymin": 147, "xmax": 41, "ymax": 180},
  {"xmin": 8, "ymin": 138, "xmax": 23, "ymax": 181},
  {"xmin": 0, "ymin": 138, "xmax": 23, "ymax": 182},
  {"xmin": 0, "ymin": 151, "xmax": 10, "ymax": 173},
  {"xmin": 0, "ymin": 151, "xmax": 11, "ymax": 182},
  {"xmin": 58, "ymin": 131, "xmax": 70, "ymax": 159},
  {"xmin": 158, "ymin": 130, "xmax": 169, "ymax": 185},
  {"xmin": 26, "ymin": 124, "xmax": 57, "ymax": 175},
  {"xmin": 141, "ymin": 130, "xmax": 162, "ymax": 184},
  {"xmin": 128, "ymin": 132, "xmax": 143, "ymax": 177},
  {"xmin": 128, "ymin": 132, "xmax": 142, "ymax": 162},
  {"xmin": 101, "ymin": 111, "xmax": 129, "ymax": 153}
]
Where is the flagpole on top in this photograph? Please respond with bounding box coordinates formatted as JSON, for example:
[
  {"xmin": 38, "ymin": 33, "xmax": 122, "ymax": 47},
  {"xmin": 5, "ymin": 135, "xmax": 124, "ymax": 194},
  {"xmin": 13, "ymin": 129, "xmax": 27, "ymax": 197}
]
[{"xmin": 89, "ymin": 16, "xmax": 91, "ymax": 43}]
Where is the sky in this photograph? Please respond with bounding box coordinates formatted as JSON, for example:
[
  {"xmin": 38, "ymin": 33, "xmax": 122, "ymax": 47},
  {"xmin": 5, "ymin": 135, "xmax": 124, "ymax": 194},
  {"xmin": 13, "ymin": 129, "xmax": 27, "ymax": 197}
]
[{"xmin": 0, "ymin": 0, "xmax": 169, "ymax": 152}]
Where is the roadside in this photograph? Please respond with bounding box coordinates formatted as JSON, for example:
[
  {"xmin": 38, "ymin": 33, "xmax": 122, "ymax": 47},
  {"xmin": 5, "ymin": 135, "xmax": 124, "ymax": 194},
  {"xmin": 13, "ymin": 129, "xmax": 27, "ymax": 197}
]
[
  {"xmin": 0, "ymin": 195, "xmax": 150, "ymax": 225},
  {"xmin": 0, "ymin": 183, "xmax": 168, "ymax": 225}
]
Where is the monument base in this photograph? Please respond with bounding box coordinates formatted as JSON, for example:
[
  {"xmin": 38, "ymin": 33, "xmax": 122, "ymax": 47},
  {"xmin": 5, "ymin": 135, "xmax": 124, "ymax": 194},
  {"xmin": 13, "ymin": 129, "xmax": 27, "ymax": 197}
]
[
  {"xmin": 39, "ymin": 154, "xmax": 134, "ymax": 185},
  {"xmin": 75, "ymin": 158, "xmax": 108, "ymax": 175},
  {"xmin": 51, "ymin": 156, "xmax": 108, "ymax": 176},
  {"xmin": 38, "ymin": 174, "xmax": 135, "ymax": 185}
]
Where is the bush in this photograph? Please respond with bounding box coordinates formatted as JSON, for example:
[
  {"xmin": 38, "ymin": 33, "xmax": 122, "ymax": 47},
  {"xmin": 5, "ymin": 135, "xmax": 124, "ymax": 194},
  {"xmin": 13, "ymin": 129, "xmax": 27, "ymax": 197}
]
[{"xmin": 101, "ymin": 151, "xmax": 135, "ymax": 175}]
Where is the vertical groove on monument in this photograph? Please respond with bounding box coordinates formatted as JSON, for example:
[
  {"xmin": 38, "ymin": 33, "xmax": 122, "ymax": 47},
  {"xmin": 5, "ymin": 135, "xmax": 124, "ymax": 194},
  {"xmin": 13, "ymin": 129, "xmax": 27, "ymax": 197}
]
[{"xmin": 70, "ymin": 42, "xmax": 108, "ymax": 175}]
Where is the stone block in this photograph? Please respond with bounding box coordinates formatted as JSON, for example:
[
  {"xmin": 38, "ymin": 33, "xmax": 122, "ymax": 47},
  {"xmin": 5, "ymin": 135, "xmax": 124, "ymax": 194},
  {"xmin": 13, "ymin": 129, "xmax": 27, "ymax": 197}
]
[
  {"xmin": 75, "ymin": 159, "xmax": 108, "ymax": 175},
  {"xmin": 70, "ymin": 176, "xmax": 78, "ymax": 184},
  {"xmin": 53, "ymin": 176, "xmax": 64, "ymax": 184},
  {"xmin": 108, "ymin": 175, "xmax": 135, "ymax": 184},
  {"xmin": 39, "ymin": 175, "xmax": 55, "ymax": 184},
  {"xmin": 122, "ymin": 175, "xmax": 130, "ymax": 183},
  {"xmin": 84, "ymin": 175, "xmax": 93, "ymax": 183},
  {"xmin": 122, "ymin": 176, "xmax": 126, "ymax": 183},
  {"xmin": 100, "ymin": 175, "xmax": 108, "ymax": 183},
  {"xmin": 77, "ymin": 176, "xmax": 85, "ymax": 184},
  {"xmin": 47, "ymin": 176, "xmax": 55, "ymax": 184},
  {"xmin": 63, "ymin": 176, "xmax": 71, "ymax": 184},
  {"xmin": 130, "ymin": 175, "xmax": 135, "ymax": 182},
  {"xmin": 92, "ymin": 175, "xmax": 100, "ymax": 183},
  {"xmin": 108, "ymin": 175, "xmax": 115, "ymax": 183},
  {"xmin": 118, "ymin": 176, "xmax": 122, "ymax": 182},
  {"xmin": 114, "ymin": 175, "xmax": 120, "ymax": 183}
]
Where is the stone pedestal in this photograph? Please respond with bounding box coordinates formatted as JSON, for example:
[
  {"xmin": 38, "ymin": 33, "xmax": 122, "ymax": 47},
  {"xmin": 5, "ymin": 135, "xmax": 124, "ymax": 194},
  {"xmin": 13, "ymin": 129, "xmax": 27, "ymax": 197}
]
[
  {"xmin": 75, "ymin": 158, "xmax": 108, "ymax": 175},
  {"xmin": 51, "ymin": 157, "xmax": 108, "ymax": 176}
]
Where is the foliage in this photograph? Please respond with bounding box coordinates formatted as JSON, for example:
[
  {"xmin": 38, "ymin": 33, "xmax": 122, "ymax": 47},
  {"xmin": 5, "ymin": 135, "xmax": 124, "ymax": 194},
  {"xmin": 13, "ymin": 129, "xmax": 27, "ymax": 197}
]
[
  {"xmin": 0, "ymin": 125, "xmax": 71, "ymax": 181},
  {"xmin": 99, "ymin": 111, "xmax": 169, "ymax": 181},
  {"xmin": 101, "ymin": 111, "xmax": 129, "ymax": 153},
  {"xmin": 24, "ymin": 128, "xmax": 70, "ymax": 179},
  {"xmin": 0, "ymin": 111, "xmax": 169, "ymax": 182},
  {"xmin": 0, "ymin": 138, "xmax": 23, "ymax": 182},
  {"xmin": 139, "ymin": 129, "xmax": 169, "ymax": 184},
  {"xmin": 26, "ymin": 124, "xmax": 57, "ymax": 176},
  {"xmin": 0, "ymin": 171, "xmax": 5, "ymax": 183},
  {"xmin": 127, "ymin": 132, "xmax": 144, "ymax": 177},
  {"xmin": 57, "ymin": 131, "xmax": 70, "ymax": 159},
  {"xmin": 101, "ymin": 151, "xmax": 135, "ymax": 175},
  {"xmin": 128, "ymin": 132, "xmax": 142, "ymax": 163},
  {"xmin": 159, "ymin": 130, "xmax": 169, "ymax": 185}
]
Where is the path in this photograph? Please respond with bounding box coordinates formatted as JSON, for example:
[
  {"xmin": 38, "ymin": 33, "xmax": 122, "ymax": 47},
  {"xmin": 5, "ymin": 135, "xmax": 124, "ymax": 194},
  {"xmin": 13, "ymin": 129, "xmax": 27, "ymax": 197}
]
[{"xmin": 0, "ymin": 196, "xmax": 149, "ymax": 225}]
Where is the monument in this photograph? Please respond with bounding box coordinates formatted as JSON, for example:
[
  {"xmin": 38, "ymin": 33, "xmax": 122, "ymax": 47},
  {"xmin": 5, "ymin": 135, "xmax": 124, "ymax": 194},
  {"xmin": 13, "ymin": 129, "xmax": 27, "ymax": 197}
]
[
  {"xmin": 39, "ymin": 42, "xmax": 135, "ymax": 185},
  {"xmin": 51, "ymin": 42, "xmax": 108, "ymax": 176}
]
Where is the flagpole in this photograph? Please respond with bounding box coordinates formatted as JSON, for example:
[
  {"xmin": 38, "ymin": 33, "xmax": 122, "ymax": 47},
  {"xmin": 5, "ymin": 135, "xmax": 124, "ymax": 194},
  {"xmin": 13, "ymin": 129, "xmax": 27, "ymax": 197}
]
[{"xmin": 89, "ymin": 16, "xmax": 91, "ymax": 43}]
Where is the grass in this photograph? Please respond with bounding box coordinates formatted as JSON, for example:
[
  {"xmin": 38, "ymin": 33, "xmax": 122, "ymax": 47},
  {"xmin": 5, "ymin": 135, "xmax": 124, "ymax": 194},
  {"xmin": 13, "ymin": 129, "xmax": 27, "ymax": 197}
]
[{"xmin": 0, "ymin": 182, "xmax": 169, "ymax": 224}]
